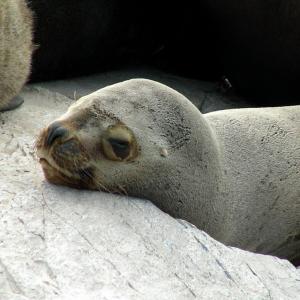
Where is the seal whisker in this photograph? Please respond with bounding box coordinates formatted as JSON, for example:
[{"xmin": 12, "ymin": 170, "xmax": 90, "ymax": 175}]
[
  {"xmin": 82, "ymin": 170, "xmax": 112, "ymax": 194},
  {"xmin": 116, "ymin": 184, "xmax": 128, "ymax": 196},
  {"xmin": 65, "ymin": 157, "xmax": 112, "ymax": 193},
  {"xmin": 93, "ymin": 178, "xmax": 112, "ymax": 194}
]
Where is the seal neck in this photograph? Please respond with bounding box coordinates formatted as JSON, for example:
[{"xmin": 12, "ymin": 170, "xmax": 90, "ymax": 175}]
[{"xmin": 138, "ymin": 114, "xmax": 227, "ymax": 240}]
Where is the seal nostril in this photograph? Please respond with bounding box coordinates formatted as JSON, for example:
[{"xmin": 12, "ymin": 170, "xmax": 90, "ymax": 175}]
[{"xmin": 46, "ymin": 122, "xmax": 68, "ymax": 146}]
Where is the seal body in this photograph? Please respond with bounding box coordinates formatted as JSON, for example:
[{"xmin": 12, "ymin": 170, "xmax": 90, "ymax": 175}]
[
  {"xmin": 206, "ymin": 107, "xmax": 300, "ymax": 262},
  {"xmin": 0, "ymin": 0, "xmax": 33, "ymax": 111},
  {"xmin": 36, "ymin": 79, "xmax": 300, "ymax": 263}
]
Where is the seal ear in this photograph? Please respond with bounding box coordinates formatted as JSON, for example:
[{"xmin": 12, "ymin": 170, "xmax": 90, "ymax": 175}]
[{"xmin": 101, "ymin": 124, "xmax": 138, "ymax": 161}]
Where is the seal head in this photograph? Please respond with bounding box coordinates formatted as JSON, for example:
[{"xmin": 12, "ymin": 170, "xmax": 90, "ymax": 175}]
[{"xmin": 36, "ymin": 79, "xmax": 223, "ymax": 235}]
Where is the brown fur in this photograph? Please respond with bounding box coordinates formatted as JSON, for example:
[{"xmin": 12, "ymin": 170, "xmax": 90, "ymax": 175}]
[{"xmin": 0, "ymin": 0, "xmax": 33, "ymax": 111}]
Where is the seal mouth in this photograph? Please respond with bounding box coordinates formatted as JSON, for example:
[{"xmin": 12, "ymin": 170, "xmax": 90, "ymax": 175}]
[{"xmin": 39, "ymin": 157, "xmax": 93, "ymax": 189}]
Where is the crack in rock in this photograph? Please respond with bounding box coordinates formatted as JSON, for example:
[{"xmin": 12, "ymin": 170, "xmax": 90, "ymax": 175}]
[{"xmin": 0, "ymin": 258, "xmax": 25, "ymax": 296}]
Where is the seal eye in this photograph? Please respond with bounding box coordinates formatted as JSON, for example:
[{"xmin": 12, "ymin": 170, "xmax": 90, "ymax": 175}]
[
  {"xmin": 102, "ymin": 124, "xmax": 138, "ymax": 161},
  {"xmin": 107, "ymin": 138, "xmax": 130, "ymax": 160}
]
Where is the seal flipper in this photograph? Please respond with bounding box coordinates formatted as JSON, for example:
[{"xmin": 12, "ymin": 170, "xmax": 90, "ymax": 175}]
[{"xmin": 0, "ymin": 96, "xmax": 24, "ymax": 112}]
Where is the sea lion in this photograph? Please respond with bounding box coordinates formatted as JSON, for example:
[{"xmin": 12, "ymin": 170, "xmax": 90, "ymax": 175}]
[
  {"xmin": 36, "ymin": 79, "xmax": 300, "ymax": 264},
  {"xmin": 0, "ymin": 0, "xmax": 33, "ymax": 112}
]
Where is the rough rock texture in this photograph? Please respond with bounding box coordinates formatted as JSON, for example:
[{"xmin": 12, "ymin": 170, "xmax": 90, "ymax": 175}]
[{"xmin": 0, "ymin": 84, "xmax": 299, "ymax": 300}]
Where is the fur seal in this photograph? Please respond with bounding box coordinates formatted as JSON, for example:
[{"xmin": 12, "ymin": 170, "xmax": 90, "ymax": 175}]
[
  {"xmin": 0, "ymin": 0, "xmax": 33, "ymax": 112},
  {"xmin": 36, "ymin": 79, "xmax": 300, "ymax": 264}
]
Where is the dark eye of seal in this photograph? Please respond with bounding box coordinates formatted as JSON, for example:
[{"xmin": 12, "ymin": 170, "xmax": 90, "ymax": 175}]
[
  {"xmin": 101, "ymin": 123, "xmax": 138, "ymax": 161},
  {"xmin": 108, "ymin": 138, "xmax": 130, "ymax": 160}
]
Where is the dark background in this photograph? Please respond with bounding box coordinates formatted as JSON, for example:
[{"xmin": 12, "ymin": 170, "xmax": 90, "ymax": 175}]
[{"xmin": 28, "ymin": 0, "xmax": 300, "ymax": 104}]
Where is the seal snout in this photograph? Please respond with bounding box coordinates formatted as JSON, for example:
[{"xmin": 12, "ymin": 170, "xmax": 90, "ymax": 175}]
[
  {"xmin": 46, "ymin": 121, "xmax": 69, "ymax": 147},
  {"xmin": 37, "ymin": 120, "xmax": 90, "ymax": 164}
]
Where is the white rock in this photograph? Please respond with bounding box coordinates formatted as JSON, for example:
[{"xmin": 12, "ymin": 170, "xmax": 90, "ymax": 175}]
[{"xmin": 0, "ymin": 85, "xmax": 299, "ymax": 300}]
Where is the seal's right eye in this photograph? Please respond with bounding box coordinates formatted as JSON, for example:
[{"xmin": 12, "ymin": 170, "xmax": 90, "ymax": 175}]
[{"xmin": 101, "ymin": 124, "xmax": 138, "ymax": 161}]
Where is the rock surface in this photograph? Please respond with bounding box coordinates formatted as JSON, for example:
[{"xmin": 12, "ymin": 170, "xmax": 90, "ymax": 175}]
[{"xmin": 0, "ymin": 82, "xmax": 299, "ymax": 300}]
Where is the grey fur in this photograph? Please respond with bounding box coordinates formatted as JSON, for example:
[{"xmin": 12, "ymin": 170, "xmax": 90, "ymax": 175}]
[
  {"xmin": 40, "ymin": 79, "xmax": 300, "ymax": 263},
  {"xmin": 0, "ymin": 0, "xmax": 33, "ymax": 111}
]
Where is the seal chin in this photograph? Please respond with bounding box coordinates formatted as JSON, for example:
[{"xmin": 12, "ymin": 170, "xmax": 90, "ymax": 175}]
[{"xmin": 39, "ymin": 158, "xmax": 92, "ymax": 189}]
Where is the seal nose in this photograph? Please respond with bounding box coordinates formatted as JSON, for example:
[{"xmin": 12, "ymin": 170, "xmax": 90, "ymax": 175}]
[{"xmin": 46, "ymin": 122, "xmax": 68, "ymax": 146}]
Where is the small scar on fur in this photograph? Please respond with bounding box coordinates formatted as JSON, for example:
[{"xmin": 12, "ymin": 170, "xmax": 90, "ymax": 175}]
[{"xmin": 160, "ymin": 148, "xmax": 168, "ymax": 157}]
